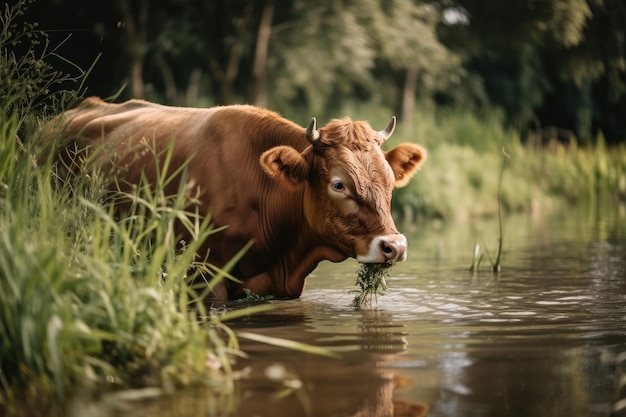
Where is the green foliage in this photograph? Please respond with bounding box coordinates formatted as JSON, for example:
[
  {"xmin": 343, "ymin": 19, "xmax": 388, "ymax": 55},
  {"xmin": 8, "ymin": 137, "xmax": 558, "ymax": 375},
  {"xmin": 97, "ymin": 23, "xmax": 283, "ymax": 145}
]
[
  {"xmin": 526, "ymin": 135, "xmax": 626, "ymax": 205},
  {"xmin": 269, "ymin": 1, "xmax": 376, "ymax": 111},
  {"xmin": 16, "ymin": 0, "xmax": 626, "ymax": 143},
  {"xmin": 387, "ymin": 105, "xmax": 626, "ymax": 222},
  {"xmin": 268, "ymin": 0, "xmax": 460, "ymax": 112},
  {"xmin": 0, "ymin": 0, "xmax": 91, "ymax": 130},
  {"xmin": 352, "ymin": 264, "xmax": 390, "ymax": 309},
  {"xmin": 440, "ymin": 0, "xmax": 624, "ymax": 142},
  {"xmin": 0, "ymin": 128, "xmax": 249, "ymax": 409},
  {"xmin": 448, "ymin": 0, "xmax": 591, "ymax": 49},
  {"xmin": 0, "ymin": 2, "xmax": 255, "ymax": 413}
]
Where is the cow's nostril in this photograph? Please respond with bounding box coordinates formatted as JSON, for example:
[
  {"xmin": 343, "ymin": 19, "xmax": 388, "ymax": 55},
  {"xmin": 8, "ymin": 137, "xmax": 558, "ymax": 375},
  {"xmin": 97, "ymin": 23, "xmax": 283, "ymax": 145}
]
[
  {"xmin": 357, "ymin": 235, "xmax": 408, "ymax": 264},
  {"xmin": 381, "ymin": 240, "xmax": 394, "ymax": 255}
]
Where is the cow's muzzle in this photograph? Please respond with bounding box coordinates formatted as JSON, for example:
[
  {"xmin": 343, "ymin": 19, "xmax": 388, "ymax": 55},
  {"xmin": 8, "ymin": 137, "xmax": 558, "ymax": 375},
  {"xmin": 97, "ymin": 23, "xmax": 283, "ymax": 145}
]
[{"xmin": 356, "ymin": 234, "xmax": 408, "ymax": 264}]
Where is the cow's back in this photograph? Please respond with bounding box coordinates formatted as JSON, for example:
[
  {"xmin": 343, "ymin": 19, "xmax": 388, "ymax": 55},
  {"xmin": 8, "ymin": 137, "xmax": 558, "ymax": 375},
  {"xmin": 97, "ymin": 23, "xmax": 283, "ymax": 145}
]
[
  {"xmin": 45, "ymin": 98, "xmax": 310, "ymax": 287},
  {"xmin": 56, "ymin": 97, "xmax": 305, "ymax": 154},
  {"xmin": 42, "ymin": 97, "xmax": 426, "ymax": 300}
]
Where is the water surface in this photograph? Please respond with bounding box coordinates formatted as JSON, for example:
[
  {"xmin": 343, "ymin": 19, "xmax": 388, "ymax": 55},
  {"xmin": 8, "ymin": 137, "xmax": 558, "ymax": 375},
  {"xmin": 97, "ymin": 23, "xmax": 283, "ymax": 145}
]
[
  {"xmin": 110, "ymin": 204, "xmax": 626, "ymax": 417},
  {"xmin": 228, "ymin": 205, "xmax": 626, "ymax": 417}
]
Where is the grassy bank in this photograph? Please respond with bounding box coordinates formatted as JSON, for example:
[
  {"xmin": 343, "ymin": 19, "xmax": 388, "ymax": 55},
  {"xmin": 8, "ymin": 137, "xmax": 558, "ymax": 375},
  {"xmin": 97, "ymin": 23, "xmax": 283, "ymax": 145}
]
[
  {"xmin": 3, "ymin": 2, "xmax": 626, "ymax": 413},
  {"xmin": 0, "ymin": 112, "xmax": 264, "ymax": 415},
  {"xmin": 0, "ymin": 5, "xmax": 261, "ymax": 414},
  {"xmin": 332, "ymin": 103, "xmax": 626, "ymax": 222},
  {"xmin": 283, "ymin": 101, "xmax": 626, "ymax": 222}
]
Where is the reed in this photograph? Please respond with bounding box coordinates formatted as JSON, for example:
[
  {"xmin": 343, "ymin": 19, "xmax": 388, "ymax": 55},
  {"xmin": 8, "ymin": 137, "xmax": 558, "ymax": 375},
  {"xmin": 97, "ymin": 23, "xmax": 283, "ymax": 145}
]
[
  {"xmin": 467, "ymin": 148, "xmax": 509, "ymax": 275},
  {"xmin": 0, "ymin": 4, "xmax": 259, "ymax": 412},
  {"xmin": 382, "ymin": 105, "xmax": 626, "ymax": 223},
  {"xmin": 353, "ymin": 263, "xmax": 390, "ymax": 309},
  {"xmin": 490, "ymin": 147, "xmax": 509, "ymax": 273},
  {"xmin": 0, "ymin": 130, "xmax": 259, "ymax": 411}
]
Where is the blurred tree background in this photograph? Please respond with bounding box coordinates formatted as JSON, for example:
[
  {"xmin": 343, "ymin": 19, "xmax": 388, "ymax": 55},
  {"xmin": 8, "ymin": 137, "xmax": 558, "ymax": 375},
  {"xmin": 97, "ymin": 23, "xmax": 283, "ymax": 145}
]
[{"xmin": 18, "ymin": 0, "xmax": 626, "ymax": 143}]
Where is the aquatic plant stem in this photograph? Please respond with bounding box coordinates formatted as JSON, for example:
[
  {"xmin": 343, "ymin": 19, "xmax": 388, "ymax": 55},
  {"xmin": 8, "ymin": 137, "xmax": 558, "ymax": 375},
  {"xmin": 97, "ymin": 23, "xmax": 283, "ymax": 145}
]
[
  {"xmin": 492, "ymin": 147, "xmax": 510, "ymax": 273},
  {"xmin": 353, "ymin": 263, "xmax": 389, "ymax": 308},
  {"xmin": 469, "ymin": 243, "xmax": 482, "ymax": 273}
]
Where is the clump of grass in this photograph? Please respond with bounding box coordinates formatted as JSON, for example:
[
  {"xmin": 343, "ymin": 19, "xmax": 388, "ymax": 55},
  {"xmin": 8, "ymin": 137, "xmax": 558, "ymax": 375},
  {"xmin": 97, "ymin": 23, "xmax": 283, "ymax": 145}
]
[
  {"xmin": 353, "ymin": 264, "xmax": 390, "ymax": 308},
  {"xmin": 235, "ymin": 288, "xmax": 276, "ymax": 303},
  {"xmin": 469, "ymin": 148, "xmax": 509, "ymax": 275},
  {"xmin": 469, "ymin": 243, "xmax": 483, "ymax": 274},
  {"xmin": 0, "ymin": 0, "xmax": 94, "ymax": 133},
  {"xmin": 0, "ymin": 3, "xmax": 257, "ymax": 413},
  {"xmin": 0, "ymin": 133, "xmax": 250, "ymax": 413}
]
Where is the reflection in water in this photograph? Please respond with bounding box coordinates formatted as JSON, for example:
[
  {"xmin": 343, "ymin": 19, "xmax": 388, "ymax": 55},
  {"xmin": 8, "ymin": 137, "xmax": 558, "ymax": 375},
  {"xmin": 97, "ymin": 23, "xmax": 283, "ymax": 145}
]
[
  {"xmin": 304, "ymin": 206, "xmax": 626, "ymax": 417},
  {"xmin": 80, "ymin": 205, "xmax": 626, "ymax": 417},
  {"xmin": 229, "ymin": 306, "xmax": 430, "ymax": 417}
]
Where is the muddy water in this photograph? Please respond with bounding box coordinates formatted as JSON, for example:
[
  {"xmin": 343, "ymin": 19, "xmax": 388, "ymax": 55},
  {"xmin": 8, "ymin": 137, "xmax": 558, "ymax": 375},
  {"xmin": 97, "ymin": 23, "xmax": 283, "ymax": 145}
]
[
  {"xmin": 226, "ymin": 204, "xmax": 626, "ymax": 417},
  {"xmin": 106, "ymin": 203, "xmax": 626, "ymax": 417}
]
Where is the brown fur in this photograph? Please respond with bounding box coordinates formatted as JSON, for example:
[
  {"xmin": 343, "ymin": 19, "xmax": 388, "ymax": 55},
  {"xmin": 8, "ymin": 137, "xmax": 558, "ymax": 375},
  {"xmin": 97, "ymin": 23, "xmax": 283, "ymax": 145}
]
[{"xmin": 43, "ymin": 97, "xmax": 427, "ymax": 299}]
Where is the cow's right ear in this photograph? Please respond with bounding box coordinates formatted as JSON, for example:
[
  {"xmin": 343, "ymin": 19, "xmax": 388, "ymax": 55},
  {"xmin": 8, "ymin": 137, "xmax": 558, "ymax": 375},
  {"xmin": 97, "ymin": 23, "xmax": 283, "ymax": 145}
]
[
  {"xmin": 385, "ymin": 143, "xmax": 427, "ymax": 188},
  {"xmin": 260, "ymin": 145, "xmax": 309, "ymax": 191}
]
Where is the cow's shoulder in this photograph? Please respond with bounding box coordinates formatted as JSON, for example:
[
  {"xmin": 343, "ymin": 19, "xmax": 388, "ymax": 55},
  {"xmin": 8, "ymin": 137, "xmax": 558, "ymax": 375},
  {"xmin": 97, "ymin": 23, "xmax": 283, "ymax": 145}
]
[
  {"xmin": 73, "ymin": 97, "xmax": 166, "ymax": 117},
  {"xmin": 212, "ymin": 105, "xmax": 304, "ymax": 143},
  {"xmin": 76, "ymin": 96, "xmax": 107, "ymax": 110},
  {"xmin": 215, "ymin": 104, "xmax": 284, "ymax": 123}
]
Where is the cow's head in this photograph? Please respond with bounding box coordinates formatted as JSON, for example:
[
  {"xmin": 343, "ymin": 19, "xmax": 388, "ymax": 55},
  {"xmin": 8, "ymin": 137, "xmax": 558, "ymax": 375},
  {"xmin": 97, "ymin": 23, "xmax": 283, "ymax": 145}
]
[{"xmin": 260, "ymin": 116, "xmax": 426, "ymax": 265}]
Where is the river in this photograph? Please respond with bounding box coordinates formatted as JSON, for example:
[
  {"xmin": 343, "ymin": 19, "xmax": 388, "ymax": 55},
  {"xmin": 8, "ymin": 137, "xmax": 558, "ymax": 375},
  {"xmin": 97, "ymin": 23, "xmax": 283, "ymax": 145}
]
[{"xmin": 100, "ymin": 202, "xmax": 626, "ymax": 417}]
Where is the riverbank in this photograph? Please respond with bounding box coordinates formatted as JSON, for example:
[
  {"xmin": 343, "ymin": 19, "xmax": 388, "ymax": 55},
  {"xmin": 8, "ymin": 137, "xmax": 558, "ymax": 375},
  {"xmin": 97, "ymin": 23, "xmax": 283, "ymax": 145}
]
[
  {"xmin": 3, "ymin": 3, "xmax": 625, "ymax": 414},
  {"xmin": 0, "ymin": 120, "xmax": 265, "ymax": 415},
  {"xmin": 3, "ymin": 107, "xmax": 624, "ymax": 416},
  {"xmin": 389, "ymin": 107, "xmax": 626, "ymax": 222}
]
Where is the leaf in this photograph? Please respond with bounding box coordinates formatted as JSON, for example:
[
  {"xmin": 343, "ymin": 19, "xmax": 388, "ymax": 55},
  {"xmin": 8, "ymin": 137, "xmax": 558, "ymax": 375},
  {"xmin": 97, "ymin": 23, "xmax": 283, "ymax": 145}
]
[{"xmin": 236, "ymin": 331, "xmax": 341, "ymax": 359}]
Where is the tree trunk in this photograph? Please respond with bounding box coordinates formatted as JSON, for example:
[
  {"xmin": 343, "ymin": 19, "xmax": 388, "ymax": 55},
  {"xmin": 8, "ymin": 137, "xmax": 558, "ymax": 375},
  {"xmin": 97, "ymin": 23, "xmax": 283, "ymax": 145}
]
[
  {"xmin": 155, "ymin": 53, "xmax": 178, "ymax": 104},
  {"xmin": 253, "ymin": 0, "xmax": 274, "ymax": 107},
  {"xmin": 130, "ymin": 54, "xmax": 145, "ymax": 99},
  {"xmin": 402, "ymin": 66, "xmax": 418, "ymax": 134},
  {"xmin": 118, "ymin": 0, "xmax": 148, "ymax": 99},
  {"xmin": 207, "ymin": 4, "xmax": 253, "ymax": 104},
  {"xmin": 185, "ymin": 68, "xmax": 202, "ymax": 105}
]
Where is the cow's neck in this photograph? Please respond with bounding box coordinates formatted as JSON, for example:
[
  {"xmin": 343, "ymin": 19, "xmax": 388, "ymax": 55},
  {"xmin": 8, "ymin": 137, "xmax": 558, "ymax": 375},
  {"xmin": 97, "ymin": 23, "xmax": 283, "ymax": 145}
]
[{"xmin": 260, "ymin": 184, "xmax": 346, "ymax": 297}]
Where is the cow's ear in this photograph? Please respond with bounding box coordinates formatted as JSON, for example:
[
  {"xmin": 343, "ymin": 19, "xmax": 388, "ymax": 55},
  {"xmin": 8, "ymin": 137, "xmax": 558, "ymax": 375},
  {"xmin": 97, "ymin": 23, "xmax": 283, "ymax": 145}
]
[
  {"xmin": 260, "ymin": 145, "xmax": 309, "ymax": 190},
  {"xmin": 385, "ymin": 143, "xmax": 427, "ymax": 188}
]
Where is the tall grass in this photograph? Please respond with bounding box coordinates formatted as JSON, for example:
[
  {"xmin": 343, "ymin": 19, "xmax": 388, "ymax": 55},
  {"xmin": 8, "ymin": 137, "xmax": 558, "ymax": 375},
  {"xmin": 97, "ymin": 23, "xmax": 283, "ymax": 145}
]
[
  {"xmin": 284, "ymin": 99, "xmax": 626, "ymax": 222},
  {"xmin": 0, "ymin": 119, "xmax": 265, "ymax": 413},
  {"xmin": 0, "ymin": 0, "xmax": 93, "ymax": 133},
  {"xmin": 0, "ymin": 3, "xmax": 269, "ymax": 415},
  {"xmin": 383, "ymin": 105, "xmax": 626, "ymax": 222}
]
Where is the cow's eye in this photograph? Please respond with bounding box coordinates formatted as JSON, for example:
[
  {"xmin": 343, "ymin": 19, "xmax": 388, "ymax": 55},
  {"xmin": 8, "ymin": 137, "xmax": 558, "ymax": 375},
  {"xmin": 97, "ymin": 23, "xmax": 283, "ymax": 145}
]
[{"xmin": 332, "ymin": 181, "xmax": 344, "ymax": 191}]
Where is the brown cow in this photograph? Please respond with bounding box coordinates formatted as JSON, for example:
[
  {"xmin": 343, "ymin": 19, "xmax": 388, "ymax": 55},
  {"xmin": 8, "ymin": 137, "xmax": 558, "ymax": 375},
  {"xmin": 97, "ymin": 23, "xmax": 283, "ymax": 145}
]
[{"xmin": 45, "ymin": 97, "xmax": 427, "ymax": 299}]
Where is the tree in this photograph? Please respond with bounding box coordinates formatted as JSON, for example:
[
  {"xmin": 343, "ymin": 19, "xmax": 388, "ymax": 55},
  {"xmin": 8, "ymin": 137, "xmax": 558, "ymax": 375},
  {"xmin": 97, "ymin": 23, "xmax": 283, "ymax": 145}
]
[
  {"xmin": 116, "ymin": 0, "xmax": 149, "ymax": 99},
  {"xmin": 548, "ymin": 0, "xmax": 626, "ymax": 142},
  {"xmin": 267, "ymin": 0, "xmax": 377, "ymax": 112},
  {"xmin": 364, "ymin": 0, "xmax": 461, "ymax": 131},
  {"xmin": 266, "ymin": 0, "xmax": 460, "ymax": 120},
  {"xmin": 440, "ymin": 0, "xmax": 626, "ymax": 142},
  {"xmin": 252, "ymin": 0, "xmax": 274, "ymax": 107}
]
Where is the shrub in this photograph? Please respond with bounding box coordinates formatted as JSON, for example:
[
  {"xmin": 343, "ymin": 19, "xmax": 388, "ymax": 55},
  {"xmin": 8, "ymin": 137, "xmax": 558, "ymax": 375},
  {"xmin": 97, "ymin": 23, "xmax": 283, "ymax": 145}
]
[{"xmin": 0, "ymin": 3, "xmax": 260, "ymax": 414}]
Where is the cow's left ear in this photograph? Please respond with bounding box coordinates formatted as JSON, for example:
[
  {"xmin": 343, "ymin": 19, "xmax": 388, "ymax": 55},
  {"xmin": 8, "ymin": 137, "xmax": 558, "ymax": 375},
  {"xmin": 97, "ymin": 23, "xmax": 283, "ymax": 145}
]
[
  {"xmin": 385, "ymin": 143, "xmax": 427, "ymax": 188},
  {"xmin": 260, "ymin": 145, "xmax": 309, "ymax": 190}
]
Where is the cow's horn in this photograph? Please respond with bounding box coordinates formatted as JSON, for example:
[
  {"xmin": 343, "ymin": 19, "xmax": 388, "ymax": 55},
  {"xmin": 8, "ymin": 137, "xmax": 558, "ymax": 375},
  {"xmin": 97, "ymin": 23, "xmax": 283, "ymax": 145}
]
[
  {"xmin": 306, "ymin": 117, "xmax": 321, "ymax": 144},
  {"xmin": 378, "ymin": 116, "xmax": 396, "ymax": 141}
]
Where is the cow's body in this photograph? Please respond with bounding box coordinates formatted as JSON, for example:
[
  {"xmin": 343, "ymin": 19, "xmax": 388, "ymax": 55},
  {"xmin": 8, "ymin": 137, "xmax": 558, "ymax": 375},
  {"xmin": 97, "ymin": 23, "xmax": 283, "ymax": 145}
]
[{"xmin": 46, "ymin": 97, "xmax": 426, "ymax": 299}]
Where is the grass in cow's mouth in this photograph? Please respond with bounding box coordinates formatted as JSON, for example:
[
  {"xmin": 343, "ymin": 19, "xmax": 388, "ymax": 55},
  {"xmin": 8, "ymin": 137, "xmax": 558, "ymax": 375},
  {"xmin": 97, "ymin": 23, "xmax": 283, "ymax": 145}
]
[
  {"xmin": 236, "ymin": 288, "xmax": 276, "ymax": 302},
  {"xmin": 353, "ymin": 263, "xmax": 391, "ymax": 308}
]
